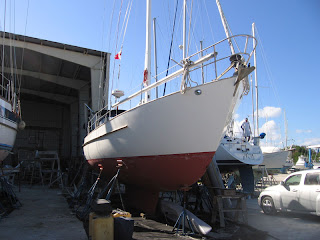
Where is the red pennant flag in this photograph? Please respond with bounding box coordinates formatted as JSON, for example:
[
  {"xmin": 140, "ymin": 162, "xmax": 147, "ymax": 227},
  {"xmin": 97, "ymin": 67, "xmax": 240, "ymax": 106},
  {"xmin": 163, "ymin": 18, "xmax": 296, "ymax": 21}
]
[
  {"xmin": 143, "ymin": 69, "xmax": 148, "ymax": 87},
  {"xmin": 114, "ymin": 50, "xmax": 122, "ymax": 60}
]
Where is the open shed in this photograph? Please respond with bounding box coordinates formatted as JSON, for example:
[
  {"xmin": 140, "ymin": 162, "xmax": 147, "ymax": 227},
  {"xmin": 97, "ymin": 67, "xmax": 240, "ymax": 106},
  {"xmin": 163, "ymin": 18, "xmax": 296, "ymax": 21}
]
[{"xmin": 1, "ymin": 31, "xmax": 110, "ymax": 164}]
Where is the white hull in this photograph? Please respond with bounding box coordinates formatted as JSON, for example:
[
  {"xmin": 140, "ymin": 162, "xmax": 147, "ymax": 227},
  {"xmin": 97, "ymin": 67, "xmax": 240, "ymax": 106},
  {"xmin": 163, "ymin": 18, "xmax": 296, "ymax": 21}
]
[
  {"xmin": 84, "ymin": 76, "xmax": 239, "ymax": 161},
  {"xmin": 261, "ymin": 150, "xmax": 290, "ymax": 169},
  {"xmin": 294, "ymin": 155, "xmax": 307, "ymax": 169},
  {"xmin": 214, "ymin": 137, "xmax": 263, "ymax": 167},
  {"xmin": 0, "ymin": 98, "xmax": 18, "ymax": 161},
  {"xmin": 294, "ymin": 155, "xmax": 320, "ymax": 170}
]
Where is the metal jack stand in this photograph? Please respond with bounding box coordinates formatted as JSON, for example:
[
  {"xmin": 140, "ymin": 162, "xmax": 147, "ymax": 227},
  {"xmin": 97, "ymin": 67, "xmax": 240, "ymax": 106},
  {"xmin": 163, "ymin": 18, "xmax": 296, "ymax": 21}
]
[
  {"xmin": 0, "ymin": 176, "xmax": 22, "ymax": 219},
  {"xmin": 0, "ymin": 176, "xmax": 22, "ymax": 208},
  {"xmin": 76, "ymin": 160, "xmax": 124, "ymax": 219},
  {"xmin": 76, "ymin": 164, "xmax": 104, "ymax": 220},
  {"xmin": 98, "ymin": 160, "xmax": 124, "ymax": 209},
  {"xmin": 172, "ymin": 186, "xmax": 195, "ymax": 235}
]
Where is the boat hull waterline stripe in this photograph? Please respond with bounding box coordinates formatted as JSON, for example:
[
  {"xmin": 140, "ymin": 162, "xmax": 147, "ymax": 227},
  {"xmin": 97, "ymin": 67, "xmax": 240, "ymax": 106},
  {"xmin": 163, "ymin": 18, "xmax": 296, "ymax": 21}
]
[{"xmin": 0, "ymin": 143, "xmax": 13, "ymax": 151}]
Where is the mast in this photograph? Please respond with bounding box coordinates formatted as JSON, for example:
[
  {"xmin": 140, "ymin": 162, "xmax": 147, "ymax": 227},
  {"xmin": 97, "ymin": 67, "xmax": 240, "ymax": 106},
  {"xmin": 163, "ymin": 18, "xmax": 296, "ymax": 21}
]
[
  {"xmin": 183, "ymin": 0, "xmax": 187, "ymax": 60},
  {"xmin": 252, "ymin": 23, "xmax": 259, "ymax": 136},
  {"xmin": 251, "ymin": 75, "xmax": 256, "ymax": 137},
  {"xmin": 153, "ymin": 17, "xmax": 158, "ymax": 99},
  {"xmin": 284, "ymin": 109, "xmax": 288, "ymax": 149},
  {"xmin": 1, "ymin": 1, "xmax": 7, "ymax": 98},
  {"xmin": 216, "ymin": 0, "xmax": 235, "ymax": 55},
  {"xmin": 144, "ymin": 0, "xmax": 152, "ymax": 103}
]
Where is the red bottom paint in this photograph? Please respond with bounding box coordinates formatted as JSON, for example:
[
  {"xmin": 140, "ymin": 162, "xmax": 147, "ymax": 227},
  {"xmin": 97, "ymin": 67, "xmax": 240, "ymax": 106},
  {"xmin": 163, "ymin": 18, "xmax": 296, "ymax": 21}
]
[{"xmin": 87, "ymin": 151, "xmax": 214, "ymax": 214}]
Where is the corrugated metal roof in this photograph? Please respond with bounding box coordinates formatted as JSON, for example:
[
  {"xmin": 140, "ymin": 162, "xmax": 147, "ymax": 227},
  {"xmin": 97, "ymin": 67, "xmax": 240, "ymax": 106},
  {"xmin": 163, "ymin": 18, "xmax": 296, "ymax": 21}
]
[
  {"xmin": 0, "ymin": 31, "xmax": 107, "ymax": 104},
  {"xmin": 0, "ymin": 31, "xmax": 106, "ymax": 57}
]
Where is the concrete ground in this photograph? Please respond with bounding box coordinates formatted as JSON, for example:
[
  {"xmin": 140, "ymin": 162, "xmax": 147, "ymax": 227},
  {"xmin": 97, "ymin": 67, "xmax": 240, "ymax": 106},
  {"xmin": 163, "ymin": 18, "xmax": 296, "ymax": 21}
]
[
  {"xmin": 0, "ymin": 184, "xmax": 266, "ymax": 240},
  {"xmin": 1, "ymin": 173, "xmax": 320, "ymax": 240},
  {"xmin": 133, "ymin": 217, "xmax": 202, "ymax": 239},
  {"xmin": 246, "ymin": 198, "xmax": 320, "ymax": 240},
  {"xmin": 0, "ymin": 185, "xmax": 87, "ymax": 240}
]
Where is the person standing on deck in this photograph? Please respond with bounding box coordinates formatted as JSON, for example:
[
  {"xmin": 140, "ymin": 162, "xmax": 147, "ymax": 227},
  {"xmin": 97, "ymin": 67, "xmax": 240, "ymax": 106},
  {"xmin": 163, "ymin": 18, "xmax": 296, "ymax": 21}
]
[{"xmin": 241, "ymin": 118, "xmax": 251, "ymax": 142}]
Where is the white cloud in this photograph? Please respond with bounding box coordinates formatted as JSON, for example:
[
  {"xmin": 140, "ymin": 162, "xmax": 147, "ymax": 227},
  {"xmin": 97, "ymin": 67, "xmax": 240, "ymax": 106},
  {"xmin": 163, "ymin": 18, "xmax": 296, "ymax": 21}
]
[
  {"xmin": 257, "ymin": 106, "xmax": 282, "ymax": 119},
  {"xmin": 296, "ymin": 129, "xmax": 312, "ymax": 134},
  {"xmin": 231, "ymin": 117, "xmax": 286, "ymax": 149},
  {"xmin": 259, "ymin": 120, "xmax": 283, "ymax": 147},
  {"xmin": 233, "ymin": 113, "xmax": 240, "ymax": 120},
  {"xmin": 301, "ymin": 138, "xmax": 320, "ymax": 146}
]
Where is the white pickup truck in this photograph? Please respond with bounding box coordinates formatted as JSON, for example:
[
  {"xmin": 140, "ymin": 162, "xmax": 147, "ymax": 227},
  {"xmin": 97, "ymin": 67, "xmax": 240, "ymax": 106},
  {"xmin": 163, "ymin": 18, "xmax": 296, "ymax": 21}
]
[{"xmin": 258, "ymin": 169, "xmax": 320, "ymax": 215}]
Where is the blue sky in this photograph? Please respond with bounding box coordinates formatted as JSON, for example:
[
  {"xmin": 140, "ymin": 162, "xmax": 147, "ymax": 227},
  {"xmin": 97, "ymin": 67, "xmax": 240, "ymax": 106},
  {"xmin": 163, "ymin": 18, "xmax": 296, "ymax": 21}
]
[{"xmin": 1, "ymin": 0, "xmax": 320, "ymax": 148}]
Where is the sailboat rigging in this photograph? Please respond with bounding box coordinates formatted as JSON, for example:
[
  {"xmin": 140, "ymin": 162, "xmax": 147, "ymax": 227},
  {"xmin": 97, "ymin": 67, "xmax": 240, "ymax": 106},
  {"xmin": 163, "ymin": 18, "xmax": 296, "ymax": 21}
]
[
  {"xmin": 250, "ymin": 23, "xmax": 292, "ymax": 170},
  {"xmin": 208, "ymin": 20, "xmax": 263, "ymax": 178}
]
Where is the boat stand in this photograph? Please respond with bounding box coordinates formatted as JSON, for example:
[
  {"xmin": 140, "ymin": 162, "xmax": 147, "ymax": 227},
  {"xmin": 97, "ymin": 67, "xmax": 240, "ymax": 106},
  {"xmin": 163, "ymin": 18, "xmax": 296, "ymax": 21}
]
[
  {"xmin": 0, "ymin": 176, "xmax": 21, "ymax": 218},
  {"xmin": 97, "ymin": 160, "xmax": 125, "ymax": 210},
  {"xmin": 76, "ymin": 160, "xmax": 124, "ymax": 219},
  {"xmin": 76, "ymin": 164, "xmax": 104, "ymax": 219},
  {"xmin": 172, "ymin": 186, "xmax": 195, "ymax": 235},
  {"xmin": 255, "ymin": 165, "xmax": 278, "ymax": 192}
]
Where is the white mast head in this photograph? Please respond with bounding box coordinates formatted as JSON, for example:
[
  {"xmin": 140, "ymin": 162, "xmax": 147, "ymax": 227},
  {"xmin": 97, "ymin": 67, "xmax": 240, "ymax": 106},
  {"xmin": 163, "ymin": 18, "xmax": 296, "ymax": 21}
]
[{"xmin": 144, "ymin": 0, "xmax": 152, "ymax": 102}]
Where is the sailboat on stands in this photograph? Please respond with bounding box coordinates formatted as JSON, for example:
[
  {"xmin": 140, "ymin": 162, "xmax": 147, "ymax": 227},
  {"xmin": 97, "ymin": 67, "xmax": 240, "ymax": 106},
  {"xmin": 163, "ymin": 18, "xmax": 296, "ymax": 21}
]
[
  {"xmin": 0, "ymin": 31, "xmax": 24, "ymax": 162},
  {"xmin": 83, "ymin": 0, "xmax": 257, "ymax": 213}
]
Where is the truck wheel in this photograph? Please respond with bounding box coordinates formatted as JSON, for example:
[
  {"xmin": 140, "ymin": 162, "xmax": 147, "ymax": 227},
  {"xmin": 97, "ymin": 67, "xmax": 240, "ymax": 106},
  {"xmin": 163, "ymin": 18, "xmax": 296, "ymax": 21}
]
[{"xmin": 261, "ymin": 196, "xmax": 276, "ymax": 215}]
